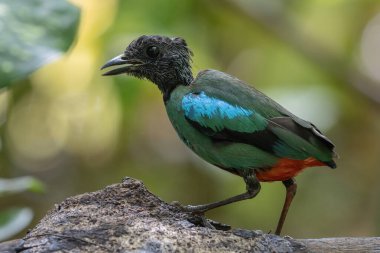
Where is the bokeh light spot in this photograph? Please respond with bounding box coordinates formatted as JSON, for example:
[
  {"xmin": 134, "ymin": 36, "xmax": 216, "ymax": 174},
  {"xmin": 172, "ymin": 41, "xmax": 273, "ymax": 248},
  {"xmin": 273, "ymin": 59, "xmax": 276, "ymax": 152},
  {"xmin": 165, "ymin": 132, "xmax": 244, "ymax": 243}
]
[{"xmin": 361, "ymin": 12, "xmax": 380, "ymax": 83}]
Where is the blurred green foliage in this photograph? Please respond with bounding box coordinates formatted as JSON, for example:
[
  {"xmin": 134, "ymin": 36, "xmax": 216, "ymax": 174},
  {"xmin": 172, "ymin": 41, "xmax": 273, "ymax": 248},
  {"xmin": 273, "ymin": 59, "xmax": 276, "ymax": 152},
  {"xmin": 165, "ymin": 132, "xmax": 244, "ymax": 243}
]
[
  {"xmin": 1, "ymin": 0, "xmax": 380, "ymax": 241},
  {"xmin": 0, "ymin": 207, "xmax": 33, "ymax": 241},
  {"xmin": 0, "ymin": 0, "xmax": 80, "ymax": 87},
  {"xmin": 0, "ymin": 177, "xmax": 44, "ymax": 196},
  {"xmin": 0, "ymin": 177, "xmax": 44, "ymax": 241},
  {"xmin": 0, "ymin": 0, "xmax": 78, "ymax": 242}
]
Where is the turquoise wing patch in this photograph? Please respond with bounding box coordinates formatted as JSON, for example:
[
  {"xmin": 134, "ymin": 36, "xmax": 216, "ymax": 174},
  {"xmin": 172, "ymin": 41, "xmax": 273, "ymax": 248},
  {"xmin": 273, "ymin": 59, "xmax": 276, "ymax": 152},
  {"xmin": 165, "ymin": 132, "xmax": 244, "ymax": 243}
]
[{"xmin": 182, "ymin": 92, "xmax": 268, "ymax": 133}]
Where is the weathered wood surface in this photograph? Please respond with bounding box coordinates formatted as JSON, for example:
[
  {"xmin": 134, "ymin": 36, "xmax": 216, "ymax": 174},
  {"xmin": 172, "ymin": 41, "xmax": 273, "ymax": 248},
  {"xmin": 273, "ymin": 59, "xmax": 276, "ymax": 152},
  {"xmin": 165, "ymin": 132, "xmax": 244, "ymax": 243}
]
[
  {"xmin": 299, "ymin": 237, "xmax": 380, "ymax": 253},
  {"xmin": 1, "ymin": 177, "xmax": 379, "ymax": 252}
]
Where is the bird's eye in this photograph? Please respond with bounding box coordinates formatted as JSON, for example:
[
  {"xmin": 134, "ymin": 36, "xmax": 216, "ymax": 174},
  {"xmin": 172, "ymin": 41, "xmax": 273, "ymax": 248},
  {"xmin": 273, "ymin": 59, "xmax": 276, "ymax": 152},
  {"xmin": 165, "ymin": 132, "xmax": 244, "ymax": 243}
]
[{"xmin": 146, "ymin": 46, "xmax": 160, "ymax": 58}]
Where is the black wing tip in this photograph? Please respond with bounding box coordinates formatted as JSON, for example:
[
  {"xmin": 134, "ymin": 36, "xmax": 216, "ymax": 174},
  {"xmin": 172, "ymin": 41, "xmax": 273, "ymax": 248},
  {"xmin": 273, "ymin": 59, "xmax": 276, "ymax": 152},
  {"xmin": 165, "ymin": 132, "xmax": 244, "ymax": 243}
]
[{"xmin": 325, "ymin": 160, "xmax": 337, "ymax": 169}]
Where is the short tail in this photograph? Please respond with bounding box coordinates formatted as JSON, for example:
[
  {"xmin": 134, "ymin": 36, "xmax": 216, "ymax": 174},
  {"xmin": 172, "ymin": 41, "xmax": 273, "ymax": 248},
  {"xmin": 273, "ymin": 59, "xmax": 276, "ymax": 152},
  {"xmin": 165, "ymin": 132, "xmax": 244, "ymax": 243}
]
[{"xmin": 324, "ymin": 160, "xmax": 337, "ymax": 169}]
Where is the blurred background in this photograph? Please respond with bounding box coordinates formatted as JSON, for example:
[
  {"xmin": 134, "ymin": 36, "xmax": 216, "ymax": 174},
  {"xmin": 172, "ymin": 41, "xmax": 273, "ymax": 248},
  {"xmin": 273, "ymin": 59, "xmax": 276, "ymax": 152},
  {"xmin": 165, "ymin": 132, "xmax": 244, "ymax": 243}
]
[{"xmin": 1, "ymin": 0, "xmax": 380, "ymax": 240}]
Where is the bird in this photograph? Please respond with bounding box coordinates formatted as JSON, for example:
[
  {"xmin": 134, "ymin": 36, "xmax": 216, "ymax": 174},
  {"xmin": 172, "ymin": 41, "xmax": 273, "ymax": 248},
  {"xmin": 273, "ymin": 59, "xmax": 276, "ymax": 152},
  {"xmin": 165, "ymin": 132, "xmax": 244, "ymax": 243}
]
[{"xmin": 101, "ymin": 35, "xmax": 337, "ymax": 235}]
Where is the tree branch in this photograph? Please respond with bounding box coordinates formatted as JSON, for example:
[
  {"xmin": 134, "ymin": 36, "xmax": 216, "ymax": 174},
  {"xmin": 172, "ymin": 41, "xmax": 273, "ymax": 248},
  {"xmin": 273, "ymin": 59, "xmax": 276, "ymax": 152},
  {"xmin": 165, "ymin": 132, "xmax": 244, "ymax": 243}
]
[{"xmin": 0, "ymin": 177, "xmax": 379, "ymax": 252}]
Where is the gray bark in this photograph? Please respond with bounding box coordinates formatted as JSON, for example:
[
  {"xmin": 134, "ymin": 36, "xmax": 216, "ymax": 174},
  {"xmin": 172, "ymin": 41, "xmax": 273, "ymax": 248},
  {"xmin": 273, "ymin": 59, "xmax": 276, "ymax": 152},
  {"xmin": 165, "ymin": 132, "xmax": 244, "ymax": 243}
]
[{"xmin": 1, "ymin": 177, "xmax": 379, "ymax": 252}]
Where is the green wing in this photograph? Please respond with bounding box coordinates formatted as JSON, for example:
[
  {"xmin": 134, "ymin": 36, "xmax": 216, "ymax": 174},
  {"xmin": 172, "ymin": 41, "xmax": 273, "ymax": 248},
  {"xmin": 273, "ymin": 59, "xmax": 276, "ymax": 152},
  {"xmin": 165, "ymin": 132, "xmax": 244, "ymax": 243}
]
[{"xmin": 183, "ymin": 69, "xmax": 336, "ymax": 167}]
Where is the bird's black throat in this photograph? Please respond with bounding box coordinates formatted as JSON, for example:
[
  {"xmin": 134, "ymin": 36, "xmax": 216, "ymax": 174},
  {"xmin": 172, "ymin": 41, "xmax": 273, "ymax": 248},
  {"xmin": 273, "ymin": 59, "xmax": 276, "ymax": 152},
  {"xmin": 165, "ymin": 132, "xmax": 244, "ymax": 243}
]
[{"xmin": 154, "ymin": 63, "xmax": 194, "ymax": 102}]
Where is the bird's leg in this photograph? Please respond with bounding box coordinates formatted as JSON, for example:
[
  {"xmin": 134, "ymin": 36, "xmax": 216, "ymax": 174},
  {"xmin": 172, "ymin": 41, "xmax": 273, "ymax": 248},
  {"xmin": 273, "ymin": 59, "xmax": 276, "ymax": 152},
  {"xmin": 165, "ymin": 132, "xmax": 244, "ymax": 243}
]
[
  {"xmin": 179, "ymin": 171, "xmax": 261, "ymax": 214},
  {"xmin": 275, "ymin": 178, "xmax": 297, "ymax": 236}
]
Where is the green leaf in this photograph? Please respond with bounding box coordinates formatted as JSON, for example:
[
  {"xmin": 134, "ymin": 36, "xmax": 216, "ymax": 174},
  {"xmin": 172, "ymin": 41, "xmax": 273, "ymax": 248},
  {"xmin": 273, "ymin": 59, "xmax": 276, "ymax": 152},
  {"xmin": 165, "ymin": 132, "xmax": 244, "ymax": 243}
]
[
  {"xmin": 0, "ymin": 176, "xmax": 45, "ymax": 195},
  {"xmin": 0, "ymin": 0, "xmax": 80, "ymax": 88},
  {"xmin": 0, "ymin": 207, "xmax": 33, "ymax": 241}
]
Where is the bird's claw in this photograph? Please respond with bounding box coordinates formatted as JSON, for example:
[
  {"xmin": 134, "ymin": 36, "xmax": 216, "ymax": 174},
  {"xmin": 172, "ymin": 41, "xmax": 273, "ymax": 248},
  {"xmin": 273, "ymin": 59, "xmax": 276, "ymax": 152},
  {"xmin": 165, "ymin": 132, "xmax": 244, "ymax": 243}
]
[
  {"xmin": 171, "ymin": 201, "xmax": 231, "ymax": 231},
  {"xmin": 187, "ymin": 215, "xmax": 231, "ymax": 231},
  {"xmin": 188, "ymin": 215, "xmax": 215, "ymax": 229}
]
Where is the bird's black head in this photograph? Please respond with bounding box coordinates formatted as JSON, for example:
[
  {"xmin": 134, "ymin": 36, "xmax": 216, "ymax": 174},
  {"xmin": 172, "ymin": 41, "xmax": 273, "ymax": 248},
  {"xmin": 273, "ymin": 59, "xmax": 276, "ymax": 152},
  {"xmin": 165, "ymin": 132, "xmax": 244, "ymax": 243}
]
[{"xmin": 101, "ymin": 35, "xmax": 193, "ymax": 96}]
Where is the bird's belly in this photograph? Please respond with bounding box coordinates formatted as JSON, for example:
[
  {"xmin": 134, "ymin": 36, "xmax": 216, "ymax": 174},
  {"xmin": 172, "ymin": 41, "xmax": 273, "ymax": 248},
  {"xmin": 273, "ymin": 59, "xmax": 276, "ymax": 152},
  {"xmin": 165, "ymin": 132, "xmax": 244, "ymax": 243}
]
[{"xmin": 255, "ymin": 157, "xmax": 325, "ymax": 182}]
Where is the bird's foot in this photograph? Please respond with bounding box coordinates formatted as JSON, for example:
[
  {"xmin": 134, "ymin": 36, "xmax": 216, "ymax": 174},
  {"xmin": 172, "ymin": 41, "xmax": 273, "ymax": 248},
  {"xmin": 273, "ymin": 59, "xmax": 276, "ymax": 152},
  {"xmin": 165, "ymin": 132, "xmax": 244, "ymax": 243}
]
[
  {"xmin": 187, "ymin": 215, "xmax": 231, "ymax": 231},
  {"xmin": 188, "ymin": 215, "xmax": 215, "ymax": 229},
  {"xmin": 171, "ymin": 201, "xmax": 231, "ymax": 231}
]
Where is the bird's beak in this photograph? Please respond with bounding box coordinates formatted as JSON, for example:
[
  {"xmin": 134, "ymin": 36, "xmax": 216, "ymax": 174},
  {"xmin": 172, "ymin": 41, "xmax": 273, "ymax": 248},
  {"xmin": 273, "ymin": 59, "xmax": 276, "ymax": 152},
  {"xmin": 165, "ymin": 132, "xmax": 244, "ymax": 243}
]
[{"xmin": 101, "ymin": 54, "xmax": 144, "ymax": 76}]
